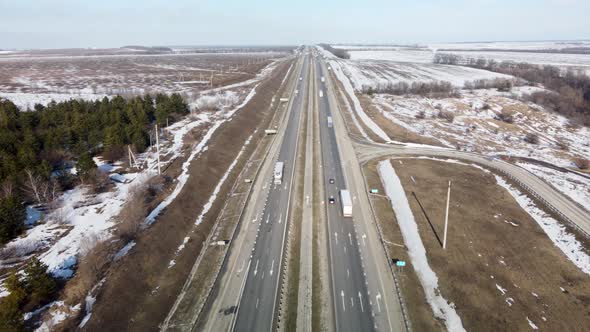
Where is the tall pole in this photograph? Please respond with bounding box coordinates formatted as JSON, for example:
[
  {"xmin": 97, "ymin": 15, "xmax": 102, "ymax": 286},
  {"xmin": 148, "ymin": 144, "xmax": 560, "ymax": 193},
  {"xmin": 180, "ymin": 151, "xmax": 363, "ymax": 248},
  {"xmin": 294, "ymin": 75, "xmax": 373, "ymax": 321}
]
[
  {"xmin": 155, "ymin": 124, "xmax": 161, "ymax": 175},
  {"xmin": 443, "ymin": 180, "xmax": 451, "ymax": 249}
]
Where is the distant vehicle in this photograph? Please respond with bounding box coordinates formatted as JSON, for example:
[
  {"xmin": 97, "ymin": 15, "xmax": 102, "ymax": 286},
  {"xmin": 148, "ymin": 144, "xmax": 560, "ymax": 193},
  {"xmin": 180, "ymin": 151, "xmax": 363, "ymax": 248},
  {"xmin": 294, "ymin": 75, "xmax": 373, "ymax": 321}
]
[
  {"xmin": 319, "ymin": 90, "xmax": 324, "ymax": 98},
  {"xmin": 265, "ymin": 129, "xmax": 278, "ymax": 135},
  {"xmin": 274, "ymin": 162, "xmax": 284, "ymax": 185},
  {"xmin": 329, "ymin": 178, "xmax": 335, "ymax": 184},
  {"xmin": 329, "ymin": 196, "xmax": 335, "ymax": 204},
  {"xmin": 299, "ymin": 77, "xmax": 303, "ymax": 81},
  {"xmin": 340, "ymin": 190, "xmax": 352, "ymax": 217},
  {"xmin": 280, "ymin": 97, "xmax": 289, "ymax": 103},
  {"xmin": 321, "ymin": 76, "xmax": 325, "ymax": 83},
  {"xmin": 327, "ymin": 116, "xmax": 333, "ymax": 128}
]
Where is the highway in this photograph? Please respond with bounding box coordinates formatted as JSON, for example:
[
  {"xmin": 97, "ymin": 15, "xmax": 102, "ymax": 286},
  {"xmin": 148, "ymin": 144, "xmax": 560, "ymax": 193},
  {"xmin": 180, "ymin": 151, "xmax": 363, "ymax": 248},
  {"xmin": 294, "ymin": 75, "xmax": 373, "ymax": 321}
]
[
  {"xmin": 232, "ymin": 51, "xmax": 310, "ymax": 331},
  {"xmin": 315, "ymin": 54, "xmax": 407, "ymax": 332},
  {"xmin": 314, "ymin": 57, "xmax": 374, "ymax": 331}
]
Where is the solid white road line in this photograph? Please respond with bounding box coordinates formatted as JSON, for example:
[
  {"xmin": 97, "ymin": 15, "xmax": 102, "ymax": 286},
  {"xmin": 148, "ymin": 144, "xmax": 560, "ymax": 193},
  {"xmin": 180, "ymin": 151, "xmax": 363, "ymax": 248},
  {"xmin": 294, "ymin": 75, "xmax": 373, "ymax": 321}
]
[
  {"xmin": 359, "ymin": 292, "xmax": 364, "ymax": 312},
  {"xmin": 270, "ymin": 259, "xmax": 275, "ymax": 276},
  {"xmin": 254, "ymin": 259, "xmax": 259, "ymax": 276}
]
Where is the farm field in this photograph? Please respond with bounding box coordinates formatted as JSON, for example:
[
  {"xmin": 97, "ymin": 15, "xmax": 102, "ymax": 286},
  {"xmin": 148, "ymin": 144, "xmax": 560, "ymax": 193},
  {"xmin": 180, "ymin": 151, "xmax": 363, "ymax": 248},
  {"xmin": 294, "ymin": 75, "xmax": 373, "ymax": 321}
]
[{"xmin": 0, "ymin": 47, "xmax": 289, "ymax": 110}]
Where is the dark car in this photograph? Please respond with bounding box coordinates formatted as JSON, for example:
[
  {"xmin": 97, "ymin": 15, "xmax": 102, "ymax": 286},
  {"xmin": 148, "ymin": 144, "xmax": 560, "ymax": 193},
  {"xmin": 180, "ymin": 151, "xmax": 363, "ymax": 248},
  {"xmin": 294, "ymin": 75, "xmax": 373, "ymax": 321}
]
[
  {"xmin": 329, "ymin": 178, "xmax": 335, "ymax": 184},
  {"xmin": 329, "ymin": 196, "xmax": 335, "ymax": 204}
]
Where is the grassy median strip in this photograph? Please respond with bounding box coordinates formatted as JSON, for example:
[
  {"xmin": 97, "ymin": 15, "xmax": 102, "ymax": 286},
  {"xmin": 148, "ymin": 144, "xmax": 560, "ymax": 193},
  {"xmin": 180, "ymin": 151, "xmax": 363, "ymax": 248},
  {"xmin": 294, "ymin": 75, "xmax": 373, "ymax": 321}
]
[{"xmin": 281, "ymin": 91, "xmax": 307, "ymax": 331}]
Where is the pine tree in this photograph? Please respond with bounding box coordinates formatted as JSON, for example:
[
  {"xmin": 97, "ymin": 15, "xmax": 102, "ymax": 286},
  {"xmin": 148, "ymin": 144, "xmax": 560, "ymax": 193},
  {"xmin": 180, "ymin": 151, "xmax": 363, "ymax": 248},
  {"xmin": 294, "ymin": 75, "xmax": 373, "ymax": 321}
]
[
  {"xmin": 24, "ymin": 258, "xmax": 56, "ymax": 309},
  {"xmin": 0, "ymin": 195, "xmax": 25, "ymax": 245},
  {"xmin": 76, "ymin": 152, "xmax": 97, "ymax": 180}
]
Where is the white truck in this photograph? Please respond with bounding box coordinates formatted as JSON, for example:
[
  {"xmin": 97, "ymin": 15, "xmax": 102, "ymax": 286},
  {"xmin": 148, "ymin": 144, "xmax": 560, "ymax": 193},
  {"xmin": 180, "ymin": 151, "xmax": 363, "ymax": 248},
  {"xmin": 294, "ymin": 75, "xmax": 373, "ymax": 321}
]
[
  {"xmin": 274, "ymin": 162, "xmax": 284, "ymax": 185},
  {"xmin": 279, "ymin": 97, "xmax": 289, "ymax": 103},
  {"xmin": 340, "ymin": 190, "xmax": 352, "ymax": 217},
  {"xmin": 327, "ymin": 116, "xmax": 333, "ymax": 128},
  {"xmin": 321, "ymin": 76, "xmax": 325, "ymax": 83},
  {"xmin": 265, "ymin": 129, "xmax": 278, "ymax": 135}
]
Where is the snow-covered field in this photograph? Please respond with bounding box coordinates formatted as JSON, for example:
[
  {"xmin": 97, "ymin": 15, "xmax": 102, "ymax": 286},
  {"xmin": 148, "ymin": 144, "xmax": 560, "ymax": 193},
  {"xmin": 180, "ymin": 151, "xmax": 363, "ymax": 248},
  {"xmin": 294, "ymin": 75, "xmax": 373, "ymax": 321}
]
[
  {"xmin": 321, "ymin": 47, "xmax": 512, "ymax": 91},
  {"xmin": 0, "ymin": 51, "xmax": 287, "ymax": 109},
  {"xmin": 373, "ymin": 89, "xmax": 590, "ymax": 209},
  {"xmin": 378, "ymin": 159, "xmax": 466, "ymax": 332},
  {"xmin": 331, "ymin": 41, "xmax": 590, "ymax": 75},
  {"xmin": 439, "ymin": 50, "xmax": 590, "ymax": 71}
]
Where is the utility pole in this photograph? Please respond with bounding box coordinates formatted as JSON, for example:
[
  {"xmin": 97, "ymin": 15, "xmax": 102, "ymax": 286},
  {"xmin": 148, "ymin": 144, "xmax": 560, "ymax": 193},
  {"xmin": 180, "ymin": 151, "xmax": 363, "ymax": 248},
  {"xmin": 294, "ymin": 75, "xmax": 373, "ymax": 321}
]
[
  {"xmin": 443, "ymin": 180, "xmax": 452, "ymax": 249},
  {"xmin": 155, "ymin": 124, "xmax": 161, "ymax": 175}
]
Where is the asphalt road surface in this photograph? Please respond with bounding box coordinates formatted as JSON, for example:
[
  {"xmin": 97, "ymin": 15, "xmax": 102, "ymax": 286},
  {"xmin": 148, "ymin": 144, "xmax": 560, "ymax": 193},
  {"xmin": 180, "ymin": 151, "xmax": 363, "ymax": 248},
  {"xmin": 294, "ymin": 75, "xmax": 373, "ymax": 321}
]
[
  {"xmin": 233, "ymin": 52, "xmax": 310, "ymax": 332},
  {"xmin": 315, "ymin": 58, "xmax": 376, "ymax": 331}
]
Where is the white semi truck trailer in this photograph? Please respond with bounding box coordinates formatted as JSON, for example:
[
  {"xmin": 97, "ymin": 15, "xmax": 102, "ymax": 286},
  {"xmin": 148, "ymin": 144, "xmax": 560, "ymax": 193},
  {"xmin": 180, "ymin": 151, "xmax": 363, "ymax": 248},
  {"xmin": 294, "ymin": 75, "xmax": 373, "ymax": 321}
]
[
  {"xmin": 340, "ymin": 190, "xmax": 352, "ymax": 217},
  {"xmin": 274, "ymin": 162, "xmax": 284, "ymax": 185}
]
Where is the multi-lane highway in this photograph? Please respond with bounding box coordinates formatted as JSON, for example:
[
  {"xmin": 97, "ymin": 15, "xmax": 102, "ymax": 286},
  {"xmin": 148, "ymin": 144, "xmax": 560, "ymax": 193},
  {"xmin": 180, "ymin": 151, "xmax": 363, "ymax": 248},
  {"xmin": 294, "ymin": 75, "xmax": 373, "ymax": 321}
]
[
  {"xmin": 232, "ymin": 52, "xmax": 309, "ymax": 331},
  {"xmin": 314, "ymin": 57, "xmax": 375, "ymax": 331}
]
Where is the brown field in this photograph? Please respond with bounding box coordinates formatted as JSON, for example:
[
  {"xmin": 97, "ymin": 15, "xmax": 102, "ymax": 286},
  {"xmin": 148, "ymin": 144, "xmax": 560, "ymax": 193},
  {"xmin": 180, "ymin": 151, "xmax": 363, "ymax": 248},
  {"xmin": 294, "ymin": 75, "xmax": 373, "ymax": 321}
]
[
  {"xmin": 0, "ymin": 49, "xmax": 290, "ymax": 96},
  {"xmin": 364, "ymin": 158, "xmax": 590, "ymax": 332}
]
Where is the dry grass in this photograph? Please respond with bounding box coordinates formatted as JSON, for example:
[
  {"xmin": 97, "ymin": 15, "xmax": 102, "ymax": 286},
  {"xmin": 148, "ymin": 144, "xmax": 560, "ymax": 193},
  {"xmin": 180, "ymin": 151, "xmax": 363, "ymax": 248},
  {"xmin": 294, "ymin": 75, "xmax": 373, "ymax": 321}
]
[
  {"xmin": 80, "ymin": 59, "xmax": 294, "ymax": 331},
  {"xmin": 376, "ymin": 158, "xmax": 590, "ymax": 331}
]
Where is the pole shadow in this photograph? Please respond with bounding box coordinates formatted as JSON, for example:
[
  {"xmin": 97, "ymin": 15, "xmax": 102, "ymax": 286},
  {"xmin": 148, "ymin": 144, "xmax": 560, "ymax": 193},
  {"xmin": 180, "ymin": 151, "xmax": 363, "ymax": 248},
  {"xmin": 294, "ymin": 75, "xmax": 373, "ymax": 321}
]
[{"xmin": 411, "ymin": 191, "xmax": 443, "ymax": 248}]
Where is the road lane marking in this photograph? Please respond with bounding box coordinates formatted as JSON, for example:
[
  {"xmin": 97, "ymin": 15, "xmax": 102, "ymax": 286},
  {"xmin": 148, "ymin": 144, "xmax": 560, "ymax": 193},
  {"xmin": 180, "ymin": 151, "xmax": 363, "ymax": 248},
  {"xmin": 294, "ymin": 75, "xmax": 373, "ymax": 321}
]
[
  {"xmin": 237, "ymin": 259, "xmax": 246, "ymax": 274},
  {"xmin": 341, "ymin": 290, "xmax": 345, "ymax": 312},
  {"xmin": 256, "ymin": 298, "xmax": 259, "ymax": 309},
  {"xmin": 278, "ymin": 213, "xmax": 282, "ymax": 224},
  {"xmin": 347, "ymin": 269, "xmax": 350, "ymax": 278},
  {"xmin": 362, "ymin": 233, "xmax": 367, "ymax": 247},
  {"xmin": 376, "ymin": 293, "xmax": 382, "ymax": 313},
  {"xmin": 254, "ymin": 259, "xmax": 259, "ymax": 276},
  {"xmin": 359, "ymin": 292, "xmax": 364, "ymax": 312},
  {"xmin": 348, "ymin": 232, "xmax": 352, "ymax": 245},
  {"xmin": 334, "ymin": 232, "xmax": 338, "ymax": 244},
  {"xmin": 351, "ymin": 297, "xmax": 354, "ymax": 307},
  {"xmin": 266, "ymin": 215, "xmax": 270, "ymax": 224},
  {"xmin": 270, "ymin": 259, "xmax": 275, "ymax": 276}
]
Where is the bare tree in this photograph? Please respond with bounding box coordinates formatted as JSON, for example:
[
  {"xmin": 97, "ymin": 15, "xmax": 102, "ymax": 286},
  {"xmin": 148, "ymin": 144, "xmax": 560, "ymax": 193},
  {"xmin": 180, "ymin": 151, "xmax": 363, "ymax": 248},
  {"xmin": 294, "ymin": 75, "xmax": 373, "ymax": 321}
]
[{"xmin": 24, "ymin": 169, "xmax": 45, "ymax": 205}]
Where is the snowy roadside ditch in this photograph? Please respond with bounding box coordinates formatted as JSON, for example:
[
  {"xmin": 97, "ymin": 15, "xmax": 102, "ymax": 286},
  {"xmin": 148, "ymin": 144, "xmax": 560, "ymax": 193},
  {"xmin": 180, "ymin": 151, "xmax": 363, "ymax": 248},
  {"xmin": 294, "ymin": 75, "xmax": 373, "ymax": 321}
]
[
  {"xmin": 378, "ymin": 159, "xmax": 466, "ymax": 332},
  {"xmin": 326, "ymin": 58, "xmax": 391, "ymax": 142},
  {"xmin": 145, "ymin": 83, "xmax": 259, "ymax": 225},
  {"xmin": 169, "ymin": 133, "xmax": 254, "ymax": 264}
]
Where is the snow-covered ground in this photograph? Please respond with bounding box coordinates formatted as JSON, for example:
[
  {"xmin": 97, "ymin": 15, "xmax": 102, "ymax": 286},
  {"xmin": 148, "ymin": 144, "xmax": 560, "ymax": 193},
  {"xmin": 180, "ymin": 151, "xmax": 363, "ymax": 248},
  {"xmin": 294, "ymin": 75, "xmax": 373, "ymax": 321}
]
[
  {"xmin": 378, "ymin": 159, "xmax": 466, "ymax": 332},
  {"xmin": 0, "ymin": 51, "xmax": 288, "ymax": 108},
  {"xmin": 373, "ymin": 89, "xmax": 590, "ymax": 168},
  {"xmin": 331, "ymin": 41, "xmax": 590, "ymax": 75},
  {"xmin": 328, "ymin": 57, "xmax": 512, "ymax": 91},
  {"xmin": 517, "ymin": 163, "xmax": 590, "ymax": 211},
  {"xmin": 0, "ymin": 92, "xmax": 108, "ymax": 111},
  {"xmin": 439, "ymin": 50, "xmax": 590, "ymax": 71},
  {"xmin": 495, "ymin": 176, "xmax": 590, "ymax": 275},
  {"xmin": 0, "ymin": 59, "xmax": 278, "ymax": 285}
]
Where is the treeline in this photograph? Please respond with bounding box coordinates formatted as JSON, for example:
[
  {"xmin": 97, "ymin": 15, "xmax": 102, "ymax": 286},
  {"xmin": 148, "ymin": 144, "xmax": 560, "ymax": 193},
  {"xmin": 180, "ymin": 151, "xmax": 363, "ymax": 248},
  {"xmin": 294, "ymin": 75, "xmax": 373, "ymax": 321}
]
[
  {"xmin": 434, "ymin": 53, "xmax": 590, "ymax": 126},
  {"xmin": 363, "ymin": 81, "xmax": 459, "ymax": 98},
  {"xmin": 0, "ymin": 93, "xmax": 189, "ymax": 245},
  {"xmin": 319, "ymin": 44, "xmax": 351, "ymax": 59}
]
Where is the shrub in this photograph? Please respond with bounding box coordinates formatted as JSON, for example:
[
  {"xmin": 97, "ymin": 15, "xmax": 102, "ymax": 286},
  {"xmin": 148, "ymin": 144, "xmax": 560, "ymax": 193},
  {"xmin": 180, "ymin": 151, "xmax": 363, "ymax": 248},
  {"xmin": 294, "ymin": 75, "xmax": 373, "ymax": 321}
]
[
  {"xmin": 437, "ymin": 110, "xmax": 455, "ymax": 123},
  {"xmin": 22, "ymin": 258, "xmax": 57, "ymax": 311},
  {"xmin": 573, "ymin": 157, "xmax": 590, "ymax": 170},
  {"xmin": 556, "ymin": 140, "xmax": 569, "ymax": 151},
  {"xmin": 524, "ymin": 133, "xmax": 540, "ymax": 144},
  {"xmin": 496, "ymin": 109, "xmax": 514, "ymax": 124},
  {"xmin": 415, "ymin": 111, "xmax": 426, "ymax": 119}
]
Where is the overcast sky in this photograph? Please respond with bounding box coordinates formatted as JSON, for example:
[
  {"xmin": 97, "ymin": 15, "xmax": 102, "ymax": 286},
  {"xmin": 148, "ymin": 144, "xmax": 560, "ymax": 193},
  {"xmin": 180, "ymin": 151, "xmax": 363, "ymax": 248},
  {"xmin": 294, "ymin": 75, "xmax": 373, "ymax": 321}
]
[{"xmin": 1, "ymin": 0, "xmax": 588, "ymax": 49}]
